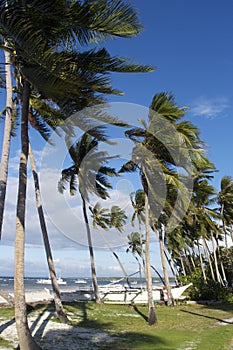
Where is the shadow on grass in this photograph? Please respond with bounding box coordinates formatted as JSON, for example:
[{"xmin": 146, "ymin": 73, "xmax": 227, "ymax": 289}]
[
  {"xmin": 181, "ymin": 308, "xmax": 233, "ymax": 324},
  {"xmin": 0, "ymin": 317, "xmax": 15, "ymax": 334},
  {"xmin": 30, "ymin": 302, "xmax": 169, "ymax": 349},
  {"xmin": 43, "ymin": 328, "xmax": 167, "ymax": 350},
  {"xmin": 131, "ymin": 304, "xmax": 148, "ymax": 322}
]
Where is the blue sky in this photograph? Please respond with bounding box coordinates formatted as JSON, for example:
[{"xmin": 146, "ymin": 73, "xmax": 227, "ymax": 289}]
[{"xmin": 0, "ymin": 1, "xmax": 233, "ymax": 278}]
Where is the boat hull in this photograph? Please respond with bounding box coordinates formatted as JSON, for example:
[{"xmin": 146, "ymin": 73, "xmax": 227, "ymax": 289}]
[{"xmin": 99, "ymin": 283, "xmax": 192, "ymax": 304}]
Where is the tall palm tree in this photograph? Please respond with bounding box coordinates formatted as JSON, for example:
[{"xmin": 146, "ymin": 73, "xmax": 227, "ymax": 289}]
[
  {"xmin": 130, "ymin": 189, "xmax": 145, "ymax": 267},
  {"xmin": 130, "ymin": 190, "xmax": 145, "ymax": 230},
  {"xmin": 0, "ymin": 44, "xmax": 13, "ymax": 238},
  {"xmin": 126, "ymin": 231, "xmax": 146, "ymax": 283},
  {"xmin": 58, "ymin": 130, "xmax": 117, "ymax": 303},
  {"xmin": 144, "ymin": 191, "xmax": 157, "ymax": 325},
  {"xmin": 217, "ymin": 176, "xmax": 233, "ymax": 245},
  {"xmin": 121, "ymin": 92, "xmax": 203, "ymax": 307},
  {"xmin": 14, "ymin": 79, "xmax": 43, "ymax": 350},
  {"xmin": 90, "ymin": 202, "xmax": 129, "ymax": 285},
  {"xmin": 29, "ymin": 142, "xmax": 70, "ymax": 324},
  {"xmin": 186, "ymin": 169, "xmax": 225, "ymax": 284}
]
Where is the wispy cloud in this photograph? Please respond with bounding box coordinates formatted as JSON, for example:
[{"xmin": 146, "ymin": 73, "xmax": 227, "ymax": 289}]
[{"xmin": 190, "ymin": 97, "xmax": 229, "ymax": 119}]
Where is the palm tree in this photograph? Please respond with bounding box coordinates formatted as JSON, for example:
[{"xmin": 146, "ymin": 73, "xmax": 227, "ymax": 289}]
[
  {"xmin": 144, "ymin": 191, "xmax": 157, "ymax": 325},
  {"xmin": 14, "ymin": 79, "xmax": 43, "ymax": 350},
  {"xmin": 0, "ymin": 44, "xmax": 13, "ymax": 238},
  {"xmin": 186, "ymin": 169, "xmax": 225, "ymax": 284},
  {"xmin": 130, "ymin": 190, "xmax": 145, "ymax": 267},
  {"xmin": 217, "ymin": 176, "xmax": 233, "ymax": 245},
  {"xmin": 29, "ymin": 142, "xmax": 70, "ymax": 324},
  {"xmin": 58, "ymin": 129, "xmax": 117, "ymax": 303},
  {"xmin": 126, "ymin": 231, "xmax": 146, "ymax": 283},
  {"xmin": 90, "ymin": 202, "xmax": 129, "ymax": 285},
  {"xmin": 130, "ymin": 190, "xmax": 145, "ymax": 230}
]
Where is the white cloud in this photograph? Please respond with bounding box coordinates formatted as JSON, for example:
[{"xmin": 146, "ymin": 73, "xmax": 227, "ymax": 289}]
[{"xmin": 190, "ymin": 97, "xmax": 229, "ymax": 119}]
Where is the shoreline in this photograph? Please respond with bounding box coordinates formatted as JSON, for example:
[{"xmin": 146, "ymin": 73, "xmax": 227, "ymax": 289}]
[{"xmin": 0, "ymin": 288, "xmax": 95, "ymax": 306}]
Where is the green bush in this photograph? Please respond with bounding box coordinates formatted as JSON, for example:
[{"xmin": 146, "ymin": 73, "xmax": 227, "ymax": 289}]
[{"xmin": 178, "ymin": 267, "xmax": 233, "ymax": 302}]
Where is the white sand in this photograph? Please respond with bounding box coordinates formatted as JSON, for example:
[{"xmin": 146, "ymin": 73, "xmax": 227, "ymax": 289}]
[
  {"xmin": 0, "ymin": 289, "xmax": 94, "ymax": 305},
  {"xmin": 0, "ymin": 311, "xmax": 118, "ymax": 349}
]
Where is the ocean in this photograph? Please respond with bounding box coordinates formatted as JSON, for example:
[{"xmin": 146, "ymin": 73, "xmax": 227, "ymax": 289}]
[{"xmin": 0, "ymin": 276, "xmax": 163, "ymax": 294}]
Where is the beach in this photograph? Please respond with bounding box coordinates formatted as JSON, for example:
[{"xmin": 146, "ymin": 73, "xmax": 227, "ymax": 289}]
[{"xmin": 0, "ymin": 276, "xmax": 98, "ymax": 305}]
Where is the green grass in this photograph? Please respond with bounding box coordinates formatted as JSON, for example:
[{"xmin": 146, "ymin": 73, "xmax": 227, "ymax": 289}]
[
  {"xmin": 62, "ymin": 302, "xmax": 233, "ymax": 350},
  {"xmin": 0, "ymin": 337, "xmax": 15, "ymax": 349},
  {"xmin": 0, "ymin": 302, "xmax": 232, "ymax": 349}
]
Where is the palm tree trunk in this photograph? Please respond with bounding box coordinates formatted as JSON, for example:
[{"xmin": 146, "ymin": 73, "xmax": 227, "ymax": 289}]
[
  {"xmin": 14, "ymin": 79, "xmax": 42, "ymax": 350},
  {"xmin": 0, "ymin": 46, "xmax": 12, "ymax": 238},
  {"xmin": 81, "ymin": 194, "xmax": 101, "ymax": 304},
  {"xmin": 164, "ymin": 248, "xmax": 179, "ymax": 284},
  {"xmin": 157, "ymin": 227, "xmax": 174, "ymax": 306},
  {"xmin": 28, "ymin": 142, "xmax": 70, "ymax": 324},
  {"xmin": 202, "ymin": 237, "xmax": 215, "ymax": 281},
  {"xmin": 179, "ymin": 253, "xmax": 186, "ymax": 276},
  {"xmin": 97, "ymin": 226, "xmax": 130, "ymax": 287},
  {"xmin": 215, "ymin": 236, "xmax": 227, "ymax": 284},
  {"xmin": 189, "ymin": 248, "xmax": 196, "ymax": 270},
  {"xmin": 211, "ymin": 235, "xmax": 223, "ymax": 285},
  {"xmin": 197, "ymin": 242, "xmax": 207, "ymax": 283},
  {"xmin": 144, "ymin": 193, "xmax": 157, "ymax": 325},
  {"xmin": 183, "ymin": 248, "xmax": 192, "ymax": 274}
]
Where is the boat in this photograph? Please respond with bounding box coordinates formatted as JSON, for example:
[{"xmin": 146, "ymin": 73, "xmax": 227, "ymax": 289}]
[
  {"xmin": 74, "ymin": 279, "xmax": 87, "ymax": 284},
  {"xmin": 36, "ymin": 277, "xmax": 67, "ymax": 285},
  {"xmin": 99, "ymin": 283, "xmax": 193, "ymax": 304}
]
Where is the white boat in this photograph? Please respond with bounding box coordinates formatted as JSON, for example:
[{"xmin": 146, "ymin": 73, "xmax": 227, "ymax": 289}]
[
  {"xmin": 74, "ymin": 279, "xmax": 87, "ymax": 284},
  {"xmin": 36, "ymin": 277, "xmax": 67, "ymax": 285},
  {"xmin": 99, "ymin": 283, "xmax": 192, "ymax": 304}
]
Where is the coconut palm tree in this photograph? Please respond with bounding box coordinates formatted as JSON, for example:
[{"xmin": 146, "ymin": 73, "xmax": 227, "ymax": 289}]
[
  {"xmin": 122, "ymin": 93, "xmax": 199, "ymax": 307},
  {"xmin": 0, "ymin": 44, "xmax": 13, "ymax": 238},
  {"xmin": 89, "ymin": 202, "xmax": 130, "ymax": 285},
  {"xmin": 58, "ymin": 129, "xmax": 117, "ymax": 303},
  {"xmin": 217, "ymin": 176, "xmax": 233, "ymax": 245},
  {"xmin": 126, "ymin": 231, "xmax": 146, "ymax": 282},
  {"xmin": 29, "ymin": 142, "xmax": 70, "ymax": 324},
  {"xmin": 130, "ymin": 190, "xmax": 145, "ymax": 230},
  {"xmin": 14, "ymin": 79, "xmax": 43, "ymax": 350},
  {"xmin": 186, "ymin": 169, "xmax": 225, "ymax": 285}
]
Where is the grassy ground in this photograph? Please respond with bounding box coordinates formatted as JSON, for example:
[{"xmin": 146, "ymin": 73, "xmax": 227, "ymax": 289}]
[{"xmin": 0, "ymin": 302, "xmax": 232, "ymax": 349}]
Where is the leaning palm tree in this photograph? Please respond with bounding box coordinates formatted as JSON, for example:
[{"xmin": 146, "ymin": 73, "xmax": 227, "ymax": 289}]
[
  {"xmin": 14, "ymin": 79, "xmax": 43, "ymax": 350},
  {"xmin": 130, "ymin": 190, "xmax": 145, "ymax": 265},
  {"xmin": 29, "ymin": 142, "xmax": 70, "ymax": 324},
  {"xmin": 126, "ymin": 231, "xmax": 146, "ymax": 281},
  {"xmin": 58, "ymin": 129, "xmax": 117, "ymax": 303},
  {"xmin": 217, "ymin": 176, "xmax": 233, "ymax": 245},
  {"xmin": 121, "ymin": 93, "xmax": 195, "ymax": 309},
  {"xmin": 90, "ymin": 202, "xmax": 130, "ymax": 285},
  {"xmin": 0, "ymin": 44, "xmax": 13, "ymax": 238}
]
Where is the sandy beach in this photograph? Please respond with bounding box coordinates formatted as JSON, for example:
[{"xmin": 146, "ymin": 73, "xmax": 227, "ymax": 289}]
[
  {"xmin": 0, "ymin": 289, "xmax": 95, "ymax": 305},
  {"xmin": 0, "ymin": 310, "xmax": 118, "ymax": 350},
  {"xmin": 0, "ymin": 289, "xmax": 117, "ymax": 349}
]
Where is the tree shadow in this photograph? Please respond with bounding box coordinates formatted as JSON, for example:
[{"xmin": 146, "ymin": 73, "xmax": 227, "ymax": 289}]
[
  {"xmin": 131, "ymin": 304, "xmax": 148, "ymax": 322},
  {"xmin": 41, "ymin": 314, "xmax": 168, "ymax": 350},
  {"xmin": 30, "ymin": 308, "xmax": 53, "ymax": 339},
  {"xmin": 66, "ymin": 302, "xmax": 113, "ymax": 330},
  {"xmin": 0, "ymin": 317, "xmax": 15, "ymax": 334},
  {"xmin": 180, "ymin": 308, "xmax": 233, "ymax": 324}
]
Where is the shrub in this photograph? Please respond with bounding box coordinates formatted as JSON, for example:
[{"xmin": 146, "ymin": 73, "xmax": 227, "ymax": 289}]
[{"xmin": 178, "ymin": 267, "xmax": 233, "ymax": 302}]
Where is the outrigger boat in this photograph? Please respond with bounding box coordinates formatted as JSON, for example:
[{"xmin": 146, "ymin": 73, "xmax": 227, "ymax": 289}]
[{"xmin": 98, "ymin": 278, "xmax": 192, "ymax": 304}]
